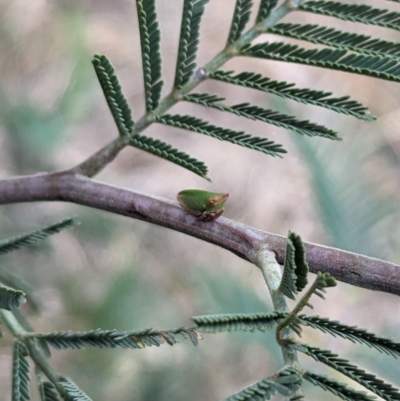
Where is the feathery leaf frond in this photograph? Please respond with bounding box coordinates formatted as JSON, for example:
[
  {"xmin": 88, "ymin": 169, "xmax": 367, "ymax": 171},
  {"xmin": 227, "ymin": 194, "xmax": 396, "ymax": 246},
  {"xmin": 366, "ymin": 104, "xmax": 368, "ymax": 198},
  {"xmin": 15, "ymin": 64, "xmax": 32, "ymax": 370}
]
[
  {"xmin": 192, "ymin": 311, "xmax": 286, "ymax": 333},
  {"xmin": 92, "ymin": 55, "xmax": 134, "ymax": 136},
  {"xmin": 299, "ymin": 315, "xmax": 400, "ymax": 358},
  {"xmin": 174, "ymin": 0, "xmax": 209, "ymax": 89},
  {"xmin": 244, "ymin": 42, "xmax": 400, "ymax": 83},
  {"xmin": 279, "ymin": 231, "xmax": 309, "ymax": 299},
  {"xmin": 184, "ymin": 93, "xmax": 339, "ymax": 139},
  {"xmin": 136, "ymin": 0, "xmax": 163, "ymax": 111},
  {"xmin": 209, "ymin": 70, "xmax": 373, "ymax": 120},
  {"xmin": 33, "ymin": 327, "xmax": 202, "ymax": 350},
  {"xmin": 304, "ymin": 371, "xmax": 376, "ymax": 401},
  {"xmin": 0, "ymin": 282, "xmax": 26, "ymax": 310},
  {"xmin": 60, "ymin": 379, "xmax": 92, "ymax": 401},
  {"xmin": 256, "ymin": 0, "xmax": 279, "ymax": 23},
  {"xmin": 38, "ymin": 381, "xmax": 60, "ymax": 401},
  {"xmin": 270, "ymin": 23, "xmax": 400, "ymax": 61},
  {"xmin": 12, "ymin": 340, "xmax": 30, "ymax": 401},
  {"xmin": 157, "ymin": 113, "xmax": 287, "ymax": 157},
  {"xmin": 129, "ymin": 133, "xmax": 209, "ymax": 179},
  {"xmin": 0, "ymin": 218, "xmax": 77, "ymax": 256},
  {"xmin": 227, "ymin": 0, "xmax": 253, "ymax": 45},
  {"xmin": 296, "ymin": 343, "xmax": 400, "ymax": 400},
  {"xmin": 225, "ymin": 368, "xmax": 302, "ymax": 400},
  {"xmin": 300, "ymin": 1, "xmax": 400, "ymax": 33}
]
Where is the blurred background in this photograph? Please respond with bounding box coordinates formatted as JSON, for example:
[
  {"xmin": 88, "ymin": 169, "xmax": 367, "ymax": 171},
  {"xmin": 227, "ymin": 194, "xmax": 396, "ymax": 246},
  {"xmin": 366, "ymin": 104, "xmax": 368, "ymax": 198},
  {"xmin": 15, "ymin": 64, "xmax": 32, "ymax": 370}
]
[{"xmin": 0, "ymin": 0, "xmax": 399, "ymax": 400}]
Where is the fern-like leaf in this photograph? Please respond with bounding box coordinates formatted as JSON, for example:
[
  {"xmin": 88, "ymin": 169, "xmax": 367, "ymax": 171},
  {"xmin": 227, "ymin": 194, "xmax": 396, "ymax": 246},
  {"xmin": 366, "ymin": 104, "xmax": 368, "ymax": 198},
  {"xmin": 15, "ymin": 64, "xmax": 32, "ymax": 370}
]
[
  {"xmin": 279, "ymin": 231, "xmax": 309, "ymax": 299},
  {"xmin": 225, "ymin": 368, "xmax": 302, "ymax": 400},
  {"xmin": 157, "ymin": 113, "xmax": 287, "ymax": 157},
  {"xmin": 33, "ymin": 327, "xmax": 202, "ymax": 350},
  {"xmin": 192, "ymin": 311, "xmax": 286, "ymax": 333},
  {"xmin": 0, "ymin": 218, "xmax": 77, "ymax": 256},
  {"xmin": 128, "ymin": 133, "xmax": 209, "ymax": 179},
  {"xmin": 92, "ymin": 55, "xmax": 134, "ymax": 136},
  {"xmin": 304, "ymin": 371, "xmax": 376, "ymax": 401},
  {"xmin": 256, "ymin": 0, "xmax": 279, "ymax": 23},
  {"xmin": 0, "ymin": 282, "xmax": 26, "ymax": 310},
  {"xmin": 300, "ymin": 1, "xmax": 400, "ymax": 33},
  {"xmin": 244, "ymin": 42, "xmax": 400, "ymax": 83},
  {"xmin": 174, "ymin": 0, "xmax": 209, "ymax": 89},
  {"xmin": 270, "ymin": 23, "xmax": 400, "ymax": 61},
  {"xmin": 60, "ymin": 379, "xmax": 92, "ymax": 401},
  {"xmin": 12, "ymin": 340, "xmax": 30, "ymax": 401},
  {"xmin": 136, "ymin": 0, "xmax": 163, "ymax": 111},
  {"xmin": 227, "ymin": 0, "xmax": 253, "ymax": 45},
  {"xmin": 209, "ymin": 70, "xmax": 373, "ymax": 120},
  {"xmin": 296, "ymin": 343, "xmax": 400, "ymax": 400},
  {"xmin": 38, "ymin": 381, "xmax": 60, "ymax": 401},
  {"xmin": 184, "ymin": 93, "xmax": 339, "ymax": 139},
  {"xmin": 299, "ymin": 315, "xmax": 400, "ymax": 358}
]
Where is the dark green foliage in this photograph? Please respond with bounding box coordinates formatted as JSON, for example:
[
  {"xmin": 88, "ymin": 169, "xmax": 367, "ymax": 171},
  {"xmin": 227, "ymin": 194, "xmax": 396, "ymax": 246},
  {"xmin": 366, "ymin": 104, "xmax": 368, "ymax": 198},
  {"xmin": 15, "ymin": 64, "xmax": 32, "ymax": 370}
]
[
  {"xmin": 304, "ymin": 371, "xmax": 376, "ymax": 401},
  {"xmin": 0, "ymin": 217, "xmax": 77, "ymax": 255},
  {"xmin": 136, "ymin": 0, "xmax": 163, "ymax": 111},
  {"xmin": 227, "ymin": 0, "xmax": 253, "ymax": 45},
  {"xmin": 38, "ymin": 382, "xmax": 60, "ymax": 401},
  {"xmin": 157, "ymin": 113, "xmax": 287, "ymax": 157},
  {"xmin": 184, "ymin": 93, "xmax": 339, "ymax": 139},
  {"xmin": 12, "ymin": 340, "xmax": 30, "ymax": 401},
  {"xmin": 299, "ymin": 314, "xmax": 400, "ymax": 358},
  {"xmin": 296, "ymin": 343, "xmax": 400, "ymax": 400},
  {"xmin": 0, "ymin": 282, "xmax": 26, "ymax": 310},
  {"xmin": 92, "ymin": 55, "xmax": 134, "ymax": 136},
  {"xmin": 174, "ymin": 0, "xmax": 209, "ymax": 89},
  {"xmin": 244, "ymin": 42, "xmax": 400, "ymax": 83},
  {"xmin": 128, "ymin": 133, "xmax": 209, "ymax": 179},
  {"xmin": 256, "ymin": 0, "xmax": 279, "ymax": 23},
  {"xmin": 225, "ymin": 368, "xmax": 302, "ymax": 400},
  {"xmin": 192, "ymin": 311, "xmax": 286, "ymax": 333},
  {"xmin": 300, "ymin": 1, "xmax": 400, "ymax": 32},
  {"xmin": 60, "ymin": 379, "xmax": 92, "ymax": 401},
  {"xmin": 34, "ymin": 327, "xmax": 201, "ymax": 350},
  {"xmin": 269, "ymin": 23, "xmax": 400, "ymax": 60},
  {"xmin": 279, "ymin": 231, "xmax": 309, "ymax": 299},
  {"xmin": 209, "ymin": 70, "xmax": 373, "ymax": 120}
]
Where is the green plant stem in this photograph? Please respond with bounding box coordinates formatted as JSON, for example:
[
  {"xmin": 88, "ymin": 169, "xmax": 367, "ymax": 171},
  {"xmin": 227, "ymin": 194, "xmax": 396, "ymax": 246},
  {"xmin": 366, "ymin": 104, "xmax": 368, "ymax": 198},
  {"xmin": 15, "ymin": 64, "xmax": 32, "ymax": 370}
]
[
  {"xmin": 74, "ymin": 0, "xmax": 300, "ymax": 177},
  {"xmin": 0, "ymin": 310, "xmax": 66, "ymax": 398}
]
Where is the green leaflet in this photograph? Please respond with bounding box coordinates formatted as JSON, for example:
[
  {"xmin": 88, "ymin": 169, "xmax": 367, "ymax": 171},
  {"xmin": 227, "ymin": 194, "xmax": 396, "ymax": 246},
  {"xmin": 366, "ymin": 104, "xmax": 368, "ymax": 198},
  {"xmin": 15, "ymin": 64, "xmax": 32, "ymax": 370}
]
[
  {"xmin": 300, "ymin": 1, "xmax": 400, "ymax": 33},
  {"xmin": 0, "ymin": 282, "xmax": 26, "ymax": 311},
  {"xmin": 227, "ymin": 0, "xmax": 253, "ymax": 45},
  {"xmin": 136, "ymin": 0, "xmax": 163, "ymax": 111},
  {"xmin": 210, "ymin": 70, "xmax": 373, "ymax": 120},
  {"xmin": 12, "ymin": 341, "xmax": 30, "ymax": 401},
  {"xmin": 256, "ymin": 0, "xmax": 279, "ymax": 23},
  {"xmin": 60, "ymin": 378, "xmax": 93, "ymax": 401}
]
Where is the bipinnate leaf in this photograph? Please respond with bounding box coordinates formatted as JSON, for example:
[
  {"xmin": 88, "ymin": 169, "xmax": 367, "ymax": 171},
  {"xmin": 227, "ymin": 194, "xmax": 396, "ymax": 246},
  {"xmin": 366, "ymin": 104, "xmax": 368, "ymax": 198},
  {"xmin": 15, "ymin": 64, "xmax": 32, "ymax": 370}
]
[
  {"xmin": 269, "ymin": 23, "xmax": 400, "ymax": 61},
  {"xmin": 279, "ymin": 231, "xmax": 309, "ymax": 300},
  {"xmin": 38, "ymin": 381, "xmax": 60, "ymax": 401},
  {"xmin": 136, "ymin": 0, "xmax": 163, "ymax": 111},
  {"xmin": 296, "ymin": 343, "xmax": 400, "ymax": 400},
  {"xmin": 227, "ymin": 0, "xmax": 253, "ymax": 45},
  {"xmin": 33, "ymin": 327, "xmax": 202, "ymax": 350},
  {"xmin": 184, "ymin": 93, "xmax": 339, "ymax": 139},
  {"xmin": 157, "ymin": 113, "xmax": 287, "ymax": 157},
  {"xmin": 304, "ymin": 371, "xmax": 376, "ymax": 401},
  {"xmin": 256, "ymin": 0, "xmax": 279, "ymax": 23},
  {"xmin": 224, "ymin": 367, "xmax": 302, "ymax": 400},
  {"xmin": 128, "ymin": 133, "xmax": 209, "ymax": 179},
  {"xmin": 92, "ymin": 55, "xmax": 134, "ymax": 136},
  {"xmin": 243, "ymin": 42, "xmax": 400, "ymax": 83},
  {"xmin": 209, "ymin": 70, "xmax": 373, "ymax": 120},
  {"xmin": 0, "ymin": 282, "xmax": 26, "ymax": 310},
  {"xmin": 300, "ymin": 1, "xmax": 400, "ymax": 33},
  {"xmin": 0, "ymin": 218, "xmax": 77, "ymax": 255},
  {"xmin": 12, "ymin": 340, "xmax": 30, "ymax": 401},
  {"xmin": 59, "ymin": 378, "xmax": 92, "ymax": 401},
  {"xmin": 192, "ymin": 311, "xmax": 285, "ymax": 333},
  {"xmin": 174, "ymin": 0, "xmax": 209, "ymax": 89}
]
